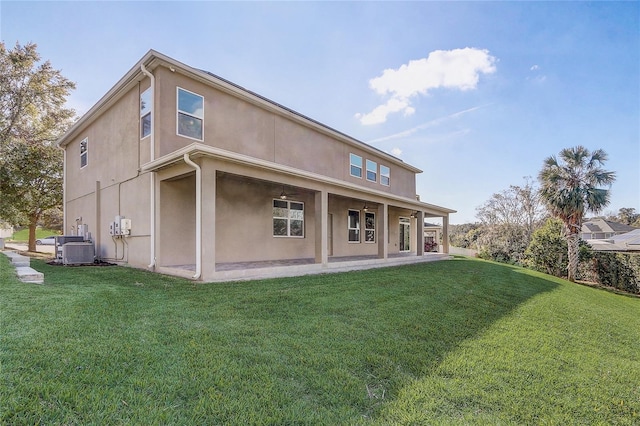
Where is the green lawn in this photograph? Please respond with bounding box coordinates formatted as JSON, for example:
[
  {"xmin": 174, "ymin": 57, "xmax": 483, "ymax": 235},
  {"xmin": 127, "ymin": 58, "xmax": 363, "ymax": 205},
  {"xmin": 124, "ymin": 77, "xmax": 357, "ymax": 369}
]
[
  {"xmin": 8, "ymin": 228, "xmax": 61, "ymax": 242},
  {"xmin": 1, "ymin": 255, "xmax": 638, "ymax": 424}
]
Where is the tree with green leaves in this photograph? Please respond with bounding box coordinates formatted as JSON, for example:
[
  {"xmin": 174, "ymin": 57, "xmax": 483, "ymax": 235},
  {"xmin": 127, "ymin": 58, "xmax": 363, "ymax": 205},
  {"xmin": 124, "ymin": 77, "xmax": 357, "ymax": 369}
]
[
  {"xmin": 538, "ymin": 146, "xmax": 616, "ymax": 282},
  {"xmin": 525, "ymin": 217, "xmax": 567, "ymax": 277},
  {"xmin": 0, "ymin": 142, "xmax": 63, "ymax": 249},
  {"xmin": 474, "ymin": 178, "xmax": 546, "ymax": 264},
  {"xmin": 616, "ymin": 207, "xmax": 640, "ymax": 227},
  {"xmin": 0, "ymin": 42, "xmax": 75, "ymax": 251}
]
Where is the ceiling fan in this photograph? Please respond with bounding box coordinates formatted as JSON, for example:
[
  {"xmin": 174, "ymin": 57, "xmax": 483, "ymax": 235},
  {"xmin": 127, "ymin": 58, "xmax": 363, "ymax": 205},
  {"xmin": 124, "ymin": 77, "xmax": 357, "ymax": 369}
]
[{"xmin": 277, "ymin": 185, "xmax": 301, "ymax": 200}]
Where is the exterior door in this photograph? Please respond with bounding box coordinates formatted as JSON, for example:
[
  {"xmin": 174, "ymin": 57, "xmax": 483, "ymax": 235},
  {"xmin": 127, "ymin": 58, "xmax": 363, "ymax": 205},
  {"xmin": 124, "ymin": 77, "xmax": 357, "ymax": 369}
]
[{"xmin": 399, "ymin": 217, "xmax": 410, "ymax": 252}]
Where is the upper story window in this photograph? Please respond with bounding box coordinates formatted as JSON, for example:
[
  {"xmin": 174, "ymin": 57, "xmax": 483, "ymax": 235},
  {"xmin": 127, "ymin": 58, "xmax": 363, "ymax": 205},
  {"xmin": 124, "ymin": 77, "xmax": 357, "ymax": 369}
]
[
  {"xmin": 348, "ymin": 209, "xmax": 360, "ymax": 242},
  {"xmin": 80, "ymin": 138, "xmax": 88, "ymax": 168},
  {"xmin": 140, "ymin": 88, "xmax": 152, "ymax": 139},
  {"xmin": 273, "ymin": 199, "xmax": 304, "ymax": 237},
  {"xmin": 350, "ymin": 153, "xmax": 362, "ymax": 178},
  {"xmin": 366, "ymin": 159, "xmax": 377, "ymax": 182},
  {"xmin": 380, "ymin": 165, "xmax": 390, "ymax": 186},
  {"xmin": 177, "ymin": 87, "xmax": 204, "ymax": 140}
]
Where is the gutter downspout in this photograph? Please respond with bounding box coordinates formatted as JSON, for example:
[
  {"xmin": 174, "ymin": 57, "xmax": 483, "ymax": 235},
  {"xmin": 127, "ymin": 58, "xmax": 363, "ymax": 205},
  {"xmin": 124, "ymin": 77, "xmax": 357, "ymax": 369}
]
[
  {"xmin": 140, "ymin": 64, "xmax": 156, "ymax": 269},
  {"xmin": 62, "ymin": 148, "xmax": 67, "ymax": 234},
  {"xmin": 183, "ymin": 153, "xmax": 202, "ymax": 280}
]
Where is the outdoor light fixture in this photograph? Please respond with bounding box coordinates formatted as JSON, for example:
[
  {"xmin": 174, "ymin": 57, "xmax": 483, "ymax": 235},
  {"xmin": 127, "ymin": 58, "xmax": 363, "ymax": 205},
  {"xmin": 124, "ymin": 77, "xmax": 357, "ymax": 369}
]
[
  {"xmin": 279, "ymin": 186, "xmax": 288, "ymax": 200},
  {"xmin": 363, "ymin": 203, "xmax": 369, "ymax": 212}
]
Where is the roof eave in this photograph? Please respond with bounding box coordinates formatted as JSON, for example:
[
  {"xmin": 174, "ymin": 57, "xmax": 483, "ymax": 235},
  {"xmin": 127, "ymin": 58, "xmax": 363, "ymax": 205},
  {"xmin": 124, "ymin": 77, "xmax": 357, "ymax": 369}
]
[{"xmin": 57, "ymin": 50, "xmax": 159, "ymax": 148}]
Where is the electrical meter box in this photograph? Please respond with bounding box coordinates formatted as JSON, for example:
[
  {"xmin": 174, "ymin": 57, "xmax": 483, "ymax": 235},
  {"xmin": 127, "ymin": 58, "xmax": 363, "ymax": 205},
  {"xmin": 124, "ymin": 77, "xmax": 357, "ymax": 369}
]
[
  {"xmin": 109, "ymin": 221, "xmax": 120, "ymax": 235},
  {"xmin": 109, "ymin": 216, "xmax": 131, "ymax": 236},
  {"xmin": 120, "ymin": 218, "xmax": 131, "ymax": 236}
]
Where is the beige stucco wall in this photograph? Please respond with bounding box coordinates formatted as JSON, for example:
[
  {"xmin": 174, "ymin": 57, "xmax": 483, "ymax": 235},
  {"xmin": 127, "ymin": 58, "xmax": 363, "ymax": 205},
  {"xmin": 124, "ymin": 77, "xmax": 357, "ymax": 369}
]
[
  {"xmin": 158, "ymin": 172, "xmax": 196, "ymax": 267},
  {"xmin": 63, "ymin": 80, "xmax": 152, "ymax": 267},
  {"xmin": 65, "ymin": 85, "xmax": 141, "ymax": 203},
  {"xmin": 155, "ymin": 157, "xmax": 419, "ymax": 266},
  {"xmin": 214, "ymin": 173, "xmax": 317, "ymax": 263},
  {"xmin": 62, "ymin": 61, "xmax": 438, "ymax": 277},
  {"xmin": 328, "ymin": 197, "xmax": 379, "ymax": 257},
  {"xmin": 152, "ymin": 65, "xmax": 417, "ymax": 198},
  {"xmin": 64, "ymin": 175, "xmax": 151, "ymax": 267}
]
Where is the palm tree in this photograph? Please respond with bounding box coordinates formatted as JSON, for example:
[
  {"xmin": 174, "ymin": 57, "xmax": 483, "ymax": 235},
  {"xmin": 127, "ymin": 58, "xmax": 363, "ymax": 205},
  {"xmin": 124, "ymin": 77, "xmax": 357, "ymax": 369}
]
[{"xmin": 538, "ymin": 146, "xmax": 616, "ymax": 282}]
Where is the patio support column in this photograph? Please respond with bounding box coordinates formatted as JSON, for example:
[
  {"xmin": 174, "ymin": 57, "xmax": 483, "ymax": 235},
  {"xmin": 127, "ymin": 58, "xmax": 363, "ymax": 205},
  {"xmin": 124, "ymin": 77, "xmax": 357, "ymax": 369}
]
[
  {"xmin": 200, "ymin": 161, "xmax": 217, "ymax": 279},
  {"xmin": 416, "ymin": 211, "xmax": 424, "ymax": 256},
  {"xmin": 314, "ymin": 190, "xmax": 328, "ymax": 265},
  {"xmin": 378, "ymin": 203, "xmax": 388, "ymax": 259},
  {"xmin": 442, "ymin": 214, "xmax": 450, "ymax": 254}
]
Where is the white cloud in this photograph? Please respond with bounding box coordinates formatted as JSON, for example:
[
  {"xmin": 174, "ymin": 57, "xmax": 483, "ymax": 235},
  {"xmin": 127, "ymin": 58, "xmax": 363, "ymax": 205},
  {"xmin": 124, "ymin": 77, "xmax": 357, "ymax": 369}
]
[
  {"xmin": 355, "ymin": 98, "xmax": 414, "ymax": 125},
  {"xmin": 356, "ymin": 48, "xmax": 497, "ymax": 125},
  {"xmin": 390, "ymin": 147, "xmax": 403, "ymax": 157},
  {"xmin": 528, "ymin": 65, "xmax": 546, "ymax": 84}
]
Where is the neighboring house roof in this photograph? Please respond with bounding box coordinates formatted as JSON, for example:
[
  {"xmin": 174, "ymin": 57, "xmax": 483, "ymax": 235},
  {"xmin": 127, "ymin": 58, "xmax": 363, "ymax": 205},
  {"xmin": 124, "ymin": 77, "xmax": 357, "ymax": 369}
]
[
  {"xmin": 607, "ymin": 221, "xmax": 637, "ymax": 233},
  {"xmin": 586, "ymin": 229, "xmax": 640, "ymax": 252},
  {"xmin": 585, "ymin": 223, "xmax": 603, "ymax": 232},
  {"xmin": 581, "ymin": 218, "xmax": 637, "ymax": 235}
]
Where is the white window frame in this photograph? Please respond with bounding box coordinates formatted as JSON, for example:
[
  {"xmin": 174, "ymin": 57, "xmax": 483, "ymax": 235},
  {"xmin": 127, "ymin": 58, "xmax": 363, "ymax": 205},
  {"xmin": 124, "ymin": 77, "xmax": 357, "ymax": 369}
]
[
  {"xmin": 366, "ymin": 159, "xmax": 377, "ymax": 183},
  {"xmin": 364, "ymin": 211, "xmax": 376, "ymax": 243},
  {"xmin": 380, "ymin": 165, "xmax": 390, "ymax": 186},
  {"xmin": 272, "ymin": 199, "xmax": 305, "ymax": 238},
  {"xmin": 80, "ymin": 137, "xmax": 88, "ymax": 169},
  {"xmin": 177, "ymin": 87, "xmax": 204, "ymax": 141},
  {"xmin": 350, "ymin": 153, "xmax": 362, "ymax": 178},
  {"xmin": 140, "ymin": 87, "xmax": 152, "ymax": 139},
  {"xmin": 348, "ymin": 209, "xmax": 360, "ymax": 243},
  {"xmin": 399, "ymin": 217, "xmax": 411, "ymax": 252}
]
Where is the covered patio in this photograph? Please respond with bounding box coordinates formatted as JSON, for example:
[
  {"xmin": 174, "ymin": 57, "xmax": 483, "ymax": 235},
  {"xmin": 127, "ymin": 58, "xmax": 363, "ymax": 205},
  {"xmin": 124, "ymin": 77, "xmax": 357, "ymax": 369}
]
[{"xmin": 146, "ymin": 143, "xmax": 455, "ymax": 282}]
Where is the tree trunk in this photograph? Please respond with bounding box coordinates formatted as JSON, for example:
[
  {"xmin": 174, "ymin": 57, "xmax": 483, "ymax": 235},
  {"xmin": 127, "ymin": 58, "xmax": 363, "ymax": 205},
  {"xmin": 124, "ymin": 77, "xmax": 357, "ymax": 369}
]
[
  {"xmin": 28, "ymin": 215, "xmax": 38, "ymax": 252},
  {"xmin": 566, "ymin": 232, "xmax": 579, "ymax": 282}
]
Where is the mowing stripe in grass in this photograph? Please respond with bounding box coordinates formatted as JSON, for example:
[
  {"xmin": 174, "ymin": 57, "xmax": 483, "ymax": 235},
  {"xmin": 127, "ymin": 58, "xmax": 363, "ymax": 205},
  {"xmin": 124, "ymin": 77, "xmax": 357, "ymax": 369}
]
[{"xmin": 1, "ymin": 255, "xmax": 638, "ymax": 424}]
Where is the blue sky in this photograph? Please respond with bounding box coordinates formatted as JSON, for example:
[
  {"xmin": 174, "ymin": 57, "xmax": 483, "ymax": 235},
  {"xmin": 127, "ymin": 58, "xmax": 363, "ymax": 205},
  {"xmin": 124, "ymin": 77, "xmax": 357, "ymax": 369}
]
[{"xmin": 2, "ymin": 1, "xmax": 638, "ymax": 224}]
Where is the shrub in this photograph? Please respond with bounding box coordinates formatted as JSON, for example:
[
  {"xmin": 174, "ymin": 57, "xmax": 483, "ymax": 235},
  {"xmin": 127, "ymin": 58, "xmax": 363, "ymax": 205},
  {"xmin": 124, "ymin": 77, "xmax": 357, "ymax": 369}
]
[
  {"xmin": 476, "ymin": 224, "xmax": 529, "ymax": 265},
  {"xmin": 525, "ymin": 218, "xmax": 567, "ymax": 276},
  {"xmin": 590, "ymin": 252, "xmax": 640, "ymax": 294},
  {"xmin": 525, "ymin": 218, "xmax": 594, "ymax": 280}
]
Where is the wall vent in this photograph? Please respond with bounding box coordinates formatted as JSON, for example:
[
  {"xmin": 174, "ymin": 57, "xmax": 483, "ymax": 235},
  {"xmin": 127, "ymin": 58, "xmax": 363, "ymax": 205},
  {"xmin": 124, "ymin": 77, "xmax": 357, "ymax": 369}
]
[{"xmin": 62, "ymin": 242, "xmax": 95, "ymax": 265}]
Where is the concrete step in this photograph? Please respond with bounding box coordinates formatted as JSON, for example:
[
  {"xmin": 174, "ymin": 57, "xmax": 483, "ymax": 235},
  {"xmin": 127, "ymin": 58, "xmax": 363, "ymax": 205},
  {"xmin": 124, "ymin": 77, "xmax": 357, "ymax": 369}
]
[
  {"xmin": 15, "ymin": 266, "xmax": 45, "ymax": 284},
  {"xmin": 3, "ymin": 251, "xmax": 30, "ymax": 267}
]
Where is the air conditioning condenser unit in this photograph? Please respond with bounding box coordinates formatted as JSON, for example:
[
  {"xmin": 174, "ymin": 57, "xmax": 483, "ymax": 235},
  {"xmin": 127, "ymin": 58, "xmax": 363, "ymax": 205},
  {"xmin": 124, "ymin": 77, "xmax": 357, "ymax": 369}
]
[{"xmin": 62, "ymin": 242, "xmax": 95, "ymax": 265}]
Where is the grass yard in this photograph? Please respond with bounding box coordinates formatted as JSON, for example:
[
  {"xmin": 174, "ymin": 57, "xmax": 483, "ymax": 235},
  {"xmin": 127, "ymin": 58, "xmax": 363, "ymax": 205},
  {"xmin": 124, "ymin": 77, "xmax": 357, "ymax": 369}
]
[
  {"xmin": 8, "ymin": 228, "xmax": 61, "ymax": 242},
  {"xmin": 1, "ymin": 255, "xmax": 639, "ymax": 424}
]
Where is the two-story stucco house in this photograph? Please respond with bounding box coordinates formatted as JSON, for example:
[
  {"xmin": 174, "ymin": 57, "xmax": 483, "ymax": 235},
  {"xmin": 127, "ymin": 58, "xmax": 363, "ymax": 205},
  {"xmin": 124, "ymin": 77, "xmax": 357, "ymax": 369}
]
[
  {"xmin": 56, "ymin": 50, "xmax": 455, "ymax": 282},
  {"xmin": 581, "ymin": 218, "xmax": 637, "ymax": 241}
]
